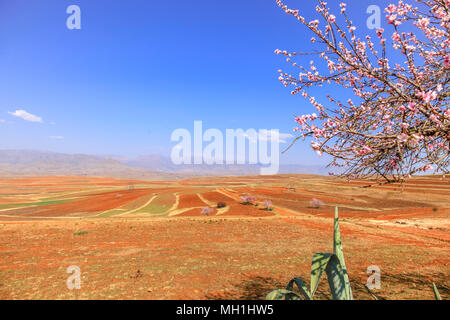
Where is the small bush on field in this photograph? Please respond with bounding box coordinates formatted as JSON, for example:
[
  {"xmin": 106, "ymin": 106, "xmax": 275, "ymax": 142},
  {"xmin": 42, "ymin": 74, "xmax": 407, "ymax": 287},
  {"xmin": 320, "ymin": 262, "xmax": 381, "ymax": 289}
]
[
  {"xmin": 309, "ymin": 198, "xmax": 324, "ymax": 209},
  {"xmin": 241, "ymin": 195, "xmax": 257, "ymax": 205},
  {"xmin": 217, "ymin": 202, "xmax": 227, "ymax": 208},
  {"xmin": 201, "ymin": 207, "xmax": 214, "ymax": 216},
  {"xmin": 262, "ymin": 200, "xmax": 274, "ymax": 211},
  {"xmin": 73, "ymin": 231, "xmax": 88, "ymax": 236}
]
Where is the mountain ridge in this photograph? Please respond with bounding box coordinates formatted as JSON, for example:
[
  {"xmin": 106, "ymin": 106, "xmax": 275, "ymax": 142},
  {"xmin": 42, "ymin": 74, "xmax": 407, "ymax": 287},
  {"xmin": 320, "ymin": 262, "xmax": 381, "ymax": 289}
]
[{"xmin": 0, "ymin": 150, "xmax": 329, "ymax": 178}]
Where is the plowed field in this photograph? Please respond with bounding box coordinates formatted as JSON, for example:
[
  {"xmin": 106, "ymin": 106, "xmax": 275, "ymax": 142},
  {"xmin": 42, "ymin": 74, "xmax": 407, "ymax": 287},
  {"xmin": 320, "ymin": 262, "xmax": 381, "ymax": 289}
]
[{"xmin": 0, "ymin": 174, "xmax": 448, "ymax": 300}]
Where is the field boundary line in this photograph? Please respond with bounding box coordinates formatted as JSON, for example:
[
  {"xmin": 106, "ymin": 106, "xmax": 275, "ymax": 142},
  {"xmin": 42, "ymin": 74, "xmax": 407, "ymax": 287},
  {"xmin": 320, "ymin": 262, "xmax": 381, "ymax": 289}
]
[
  {"xmin": 197, "ymin": 193, "xmax": 215, "ymax": 207},
  {"xmin": 116, "ymin": 195, "xmax": 158, "ymax": 217},
  {"xmin": 95, "ymin": 208, "xmax": 126, "ymax": 217},
  {"xmin": 274, "ymin": 206, "xmax": 305, "ymax": 217},
  {"xmin": 0, "ymin": 214, "xmax": 85, "ymax": 219},
  {"xmin": 216, "ymin": 188, "xmax": 241, "ymax": 201},
  {"xmin": 41, "ymin": 186, "xmax": 129, "ymax": 200},
  {"xmin": 0, "ymin": 206, "xmax": 39, "ymax": 213},
  {"xmin": 215, "ymin": 206, "xmax": 230, "ymax": 215},
  {"xmin": 168, "ymin": 207, "xmax": 204, "ymax": 217},
  {"xmin": 166, "ymin": 193, "xmax": 180, "ymax": 214}
]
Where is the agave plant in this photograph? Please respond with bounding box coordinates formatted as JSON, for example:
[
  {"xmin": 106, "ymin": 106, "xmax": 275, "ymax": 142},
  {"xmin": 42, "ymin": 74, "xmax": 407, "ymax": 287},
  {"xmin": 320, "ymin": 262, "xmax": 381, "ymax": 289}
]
[
  {"xmin": 267, "ymin": 206, "xmax": 445, "ymax": 300},
  {"xmin": 432, "ymin": 282, "xmax": 442, "ymax": 300},
  {"xmin": 267, "ymin": 206, "xmax": 353, "ymax": 300}
]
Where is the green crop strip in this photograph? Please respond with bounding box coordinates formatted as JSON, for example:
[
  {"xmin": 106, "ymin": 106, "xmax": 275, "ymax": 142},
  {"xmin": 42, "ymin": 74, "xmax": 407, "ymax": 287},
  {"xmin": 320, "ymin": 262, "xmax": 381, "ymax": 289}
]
[{"xmin": 0, "ymin": 199, "xmax": 72, "ymax": 209}]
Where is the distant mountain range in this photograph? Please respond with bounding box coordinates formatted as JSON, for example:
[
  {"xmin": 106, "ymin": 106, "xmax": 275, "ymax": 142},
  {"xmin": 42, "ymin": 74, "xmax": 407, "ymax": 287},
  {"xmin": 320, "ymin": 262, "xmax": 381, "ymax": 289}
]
[
  {"xmin": 0, "ymin": 150, "xmax": 329, "ymax": 178},
  {"xmin": 0, "ymin": 150, "xmax": 164, "ymax": 179},
  {"xmin": 105, "ymin": 154, "xmax": 330, "ymax": 176}
]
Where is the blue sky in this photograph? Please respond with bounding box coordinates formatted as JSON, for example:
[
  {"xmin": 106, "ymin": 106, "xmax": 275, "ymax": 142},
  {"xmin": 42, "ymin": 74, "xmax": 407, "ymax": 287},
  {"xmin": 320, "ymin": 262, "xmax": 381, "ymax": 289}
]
[{"xmin": 0, "ymin": 0, "xmax": 392, "ymax": 165}]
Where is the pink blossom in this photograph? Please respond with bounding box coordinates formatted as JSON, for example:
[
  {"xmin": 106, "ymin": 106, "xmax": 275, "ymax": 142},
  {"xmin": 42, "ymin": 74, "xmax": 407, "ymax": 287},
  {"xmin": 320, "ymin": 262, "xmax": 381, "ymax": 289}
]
[
  {"xmin": 386, "ymin": 14, "xmax": 397, "ymax": 24},
  {"xmin": 392, "ymin": 32, "xmax": 401, "ymax": 42},
  {"xmin": 376, "ymin": 28, "xmax": 384, "ymax": 38},
  {"xmin": 407, "ymin": 102, "xmax": 418, "ymax": 113},
  {"xmin": 385, "ymin": 4, "xmax": 397, "ymax": 14},
  {"xmin": 240, "ymin": 196, "xmax": 257, "ymax": 204},
  {"xmin": 275, "ymin": 0, "xmax": 448, "ymax": 182},
  {"xmin": 358, "ymin": 146, "xmax": 372, "ymax": 155},
  {"xmin": 444, "ymin": 55, "xmax": 450, "ymax": 68},
  {"xmin": 397, "ymin": 133, "xmax": 409, "ymax": 143},
  {"xmin": 415, "ymin": 17, "xmax": 430, "ymax": 29},
  {"xmin": 201, "ymin": 207, "xmax": 214, "ymax": 216},
  {"xmin": 309, "ymin": 198, "xmax": 324, "ymax": 208},
  {"xmin": 416, "ymin": 90, "xmax": 437, "ymax": 103},
  {"xmin": 262, "ymin": 200, "xmax": 273, "ymax": 210}
]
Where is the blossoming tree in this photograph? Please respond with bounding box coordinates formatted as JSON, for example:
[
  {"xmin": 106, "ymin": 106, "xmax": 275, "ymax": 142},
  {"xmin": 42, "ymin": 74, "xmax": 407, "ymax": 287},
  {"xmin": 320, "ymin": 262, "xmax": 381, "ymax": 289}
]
[{"xmin": 276, "ymin": 0, "xmax": 449, "ymax": 182}]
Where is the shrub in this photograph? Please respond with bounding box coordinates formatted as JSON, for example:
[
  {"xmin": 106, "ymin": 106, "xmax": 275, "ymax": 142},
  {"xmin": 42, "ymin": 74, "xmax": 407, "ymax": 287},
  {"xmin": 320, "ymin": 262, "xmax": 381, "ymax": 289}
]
[
  {"xmin": 201, "ymin": 207, "xmax": 214, "ymax": 216},
  {"xmin": 73, "ymin": 231, "xmax": 88, "ymax": 236},
  {"xmin": 217, "ymin": 202, "xmax": 227, "ymax": 209},
  {"xmin": 308, "ymin": 198, "xmax": 324, "ymax": 209},
  {"xmin": 262, "ymin": 200, "xmax": 274, "ymax": 211},
  {"xmin": 240, "ymin": 195, "xmax": 257, "ymax": 205}
]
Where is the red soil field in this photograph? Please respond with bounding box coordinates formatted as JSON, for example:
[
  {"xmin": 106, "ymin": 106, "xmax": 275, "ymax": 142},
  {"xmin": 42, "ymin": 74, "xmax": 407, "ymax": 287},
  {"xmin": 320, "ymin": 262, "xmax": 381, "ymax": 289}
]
[
  {"xmin": 201, "ymin": 191, "xmax": 235, "ymax": 203},
  {"xmin": 221, "ymin": 203, "xmax": 275, "ymax": 217},
  {"xmin": 178, "ymin": 207, "xmax": 218, "ymax": 216},
  {"xmin": 150, "ymin": 194, "xmax": 176, "ymax": 207},
  {"xmin": 177, "ymin": 193, "xmax": 209, "ymax": 209},
  {"xmin": 0, "ymin": 216, "xmax": 448, "ymax": 300},
  {"xmin": 11, "ymin": 189, "xmax": 156, "ymax": 217},
  {"xmin": 0, "ymin": 174, "xmax": 448, "ymax": 300},
  {"xmin": 233, "ymin": 186, "xmax": 356, "ymax": 205}
]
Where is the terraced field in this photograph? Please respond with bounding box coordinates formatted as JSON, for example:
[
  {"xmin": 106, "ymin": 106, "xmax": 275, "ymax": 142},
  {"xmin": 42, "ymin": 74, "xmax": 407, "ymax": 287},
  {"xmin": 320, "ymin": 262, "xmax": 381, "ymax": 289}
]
[{"xmin": 0, "ymin": 175, "xmax": 448, "ymax": 299}]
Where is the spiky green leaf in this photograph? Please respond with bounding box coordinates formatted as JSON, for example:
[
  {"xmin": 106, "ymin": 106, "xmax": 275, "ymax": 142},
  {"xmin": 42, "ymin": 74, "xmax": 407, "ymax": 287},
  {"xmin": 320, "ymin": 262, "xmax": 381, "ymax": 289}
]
[
  {"xmin": 324, "ymin": 254, "xmax": 351, "ymax": 300},
  {"xmin": 310, "ymin": 252, "xmax": 334, "ymax": 297},
  {"xmin": 432, "ymin": 283, "xmax": 442, "ymax": 300},
  {"xmin": 266, "ymin": 289, "xmax": 301, "ymax": 300},
  {"xmin": 333, "ymin": 206, "xmax": 353, "ymax": 299},
  {"xmin": 311, "ymin": 253, "xmax": 351, "ymax": 300},
  {"xmin": 286, "ymin": 277, "xmax": 312, "ymax": 300}
]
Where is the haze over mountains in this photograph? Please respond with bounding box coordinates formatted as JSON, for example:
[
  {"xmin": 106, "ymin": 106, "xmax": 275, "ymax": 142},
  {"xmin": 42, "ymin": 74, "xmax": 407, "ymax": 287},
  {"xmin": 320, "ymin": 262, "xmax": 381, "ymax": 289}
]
[
  {"xmin": 0, "ymin": 150, "xmax": 161, "ymax": 179},
  {"xmin": 120, "ymin": 154, "xmax": 329, "ymax": 175},
  {"xmin": 0, "ymin": 150, "xmax": 329, "ymax": 178}
]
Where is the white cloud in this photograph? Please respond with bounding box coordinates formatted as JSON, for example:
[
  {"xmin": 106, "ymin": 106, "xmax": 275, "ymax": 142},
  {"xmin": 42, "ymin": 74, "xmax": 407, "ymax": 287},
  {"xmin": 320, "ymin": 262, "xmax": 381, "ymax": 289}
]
[
  {"xmin": 0, "ymin": 119, "xmax": 5, "ymax": 123},
  {"xmin": 49, "ymin": 136, "xmax": 64, "ymax": 140},
  {"xmin": 242, "ymin": 129, "xmax": 293, "ymax": 144},
  {"xmin": 8, "ymin": 110, "xmax": 43, "ymax": 123}
]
